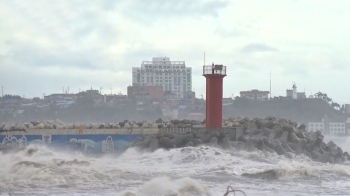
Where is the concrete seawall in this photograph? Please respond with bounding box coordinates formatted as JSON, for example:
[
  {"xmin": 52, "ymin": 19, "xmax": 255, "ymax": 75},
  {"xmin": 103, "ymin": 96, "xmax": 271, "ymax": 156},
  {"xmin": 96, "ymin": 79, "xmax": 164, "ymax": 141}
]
[
  {"xmin": 0, "ymin": 127, "xmax": 198, "ymax": 135},
  {"xmin": 0, "ymin": 128, "xmax": 158, "ymax": 135},
  {"xmin": 0, "ymin": 127, "xmax": 242, "ymax": 136}
]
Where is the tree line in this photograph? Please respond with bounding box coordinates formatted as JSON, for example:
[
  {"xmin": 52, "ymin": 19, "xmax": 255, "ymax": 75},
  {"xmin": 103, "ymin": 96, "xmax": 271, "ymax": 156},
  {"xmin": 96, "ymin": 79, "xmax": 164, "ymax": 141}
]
[{"xmin": 313, "ymin": 92, "xmax": 345, "ymax": 112}]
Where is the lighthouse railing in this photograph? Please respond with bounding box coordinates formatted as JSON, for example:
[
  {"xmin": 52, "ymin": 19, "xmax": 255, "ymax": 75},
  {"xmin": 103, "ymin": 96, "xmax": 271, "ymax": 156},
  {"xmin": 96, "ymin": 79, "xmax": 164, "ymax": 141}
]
[{"xmin": 202, "ymin": 65, "xmax": 226, "ymax": 76}]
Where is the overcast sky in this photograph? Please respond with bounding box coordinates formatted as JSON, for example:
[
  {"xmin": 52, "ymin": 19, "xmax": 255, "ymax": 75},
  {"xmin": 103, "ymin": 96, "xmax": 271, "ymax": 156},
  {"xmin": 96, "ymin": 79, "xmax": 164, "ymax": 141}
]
[{"xmin": 0, "ymin": 0, "xmax": 349, "ymax": 103}]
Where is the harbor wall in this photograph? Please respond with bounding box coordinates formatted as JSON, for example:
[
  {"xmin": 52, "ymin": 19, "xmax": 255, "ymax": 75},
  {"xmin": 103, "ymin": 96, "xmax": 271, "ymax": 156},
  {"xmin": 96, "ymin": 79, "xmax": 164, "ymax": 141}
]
[
  {"xmin": 0, "ymin": 127, "xmax": 243, "ymax": 155},
  {"xmin": 0, "ymin": 127, "xmax": 197, "ymax": 136}
]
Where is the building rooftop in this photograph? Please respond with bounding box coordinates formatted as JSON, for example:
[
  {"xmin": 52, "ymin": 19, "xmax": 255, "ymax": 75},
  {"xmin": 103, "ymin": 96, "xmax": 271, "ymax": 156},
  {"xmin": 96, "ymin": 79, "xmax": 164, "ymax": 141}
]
[{"xmin": 240, "ymin": 89, "xmax": 270, "ymax": 93}]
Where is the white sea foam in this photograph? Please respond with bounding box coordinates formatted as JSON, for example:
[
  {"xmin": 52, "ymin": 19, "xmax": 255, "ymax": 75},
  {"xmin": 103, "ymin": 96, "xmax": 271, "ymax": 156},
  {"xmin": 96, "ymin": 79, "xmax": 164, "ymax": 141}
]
[{"xmin": 0, "ymin": 144, "xmax": 350, "ymax": 196}]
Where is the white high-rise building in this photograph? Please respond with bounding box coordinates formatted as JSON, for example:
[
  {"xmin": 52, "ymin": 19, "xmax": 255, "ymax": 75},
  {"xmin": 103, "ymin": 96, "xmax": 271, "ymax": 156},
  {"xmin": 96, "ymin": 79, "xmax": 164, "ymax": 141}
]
[{"xmin": 132, "ymin": 57, "xmax": 192, "ymax": 99}]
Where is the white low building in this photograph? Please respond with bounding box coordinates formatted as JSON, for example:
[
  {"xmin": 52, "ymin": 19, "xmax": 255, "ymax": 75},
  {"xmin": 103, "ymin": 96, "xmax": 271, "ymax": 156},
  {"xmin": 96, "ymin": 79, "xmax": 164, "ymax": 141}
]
[
  {"xmin": 329, "ymin": 123, "xmax": 346, "ymax": 135},
  {"xmin": 308, "ymin": 122, "xmax": 324, "ymax": 132},
  {"xmin": 308, "ymin": 119, "xmax": 348, "ymax": 136}
]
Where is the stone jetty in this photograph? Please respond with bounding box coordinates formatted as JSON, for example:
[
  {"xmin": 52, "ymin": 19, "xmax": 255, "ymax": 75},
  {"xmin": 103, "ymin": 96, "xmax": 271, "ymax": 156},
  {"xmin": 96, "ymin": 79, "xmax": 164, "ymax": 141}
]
[
  {"xmin": 131, "ymin": 116, "xmax": 350, "ymax": 164},
  {"xmin": 1, "ymin": 116, "xmax": 349, "ymax": 164},
  {"xmin": 0, "ymin": 118, "xmax": 203, "ymax": 132}
]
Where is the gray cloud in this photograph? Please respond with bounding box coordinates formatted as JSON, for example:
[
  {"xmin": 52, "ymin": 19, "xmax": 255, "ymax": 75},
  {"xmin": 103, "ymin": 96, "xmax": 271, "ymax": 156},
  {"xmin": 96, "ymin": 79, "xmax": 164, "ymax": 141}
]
[
  {"xmin": 241, "ymin": 43, "xmax": 279, "ymax": 53},
  {"xmin": 0, "ymin": 0, "xmax": 350, "ymax": 103},
  {"xmin": 120, "ymin": 0, "xmax": 229, "ymax": 23},
  {"xmin": 215, "ymin": 27, "xmax": 244, "ymax": 38},
  {"xmin": 4, "ymin": 42, "xmax": 98, "ymax": 70},
  {"xmin": 232, "ymin": 61, "xmax": 261, "ymax": 71}
]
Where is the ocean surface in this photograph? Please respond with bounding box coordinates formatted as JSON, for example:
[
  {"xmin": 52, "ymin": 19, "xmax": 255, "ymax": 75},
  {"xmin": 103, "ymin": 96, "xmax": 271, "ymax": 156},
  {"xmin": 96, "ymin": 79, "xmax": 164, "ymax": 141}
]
[{"xmin": 0, "ymin": 136, "xmax": 350, "ymax": 196}]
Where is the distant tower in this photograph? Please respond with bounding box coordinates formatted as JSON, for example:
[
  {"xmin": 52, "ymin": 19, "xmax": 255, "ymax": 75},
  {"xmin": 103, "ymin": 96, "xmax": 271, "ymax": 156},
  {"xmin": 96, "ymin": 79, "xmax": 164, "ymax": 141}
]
[
  {"xmin": 292, "ymin": 82, "xmax": 297, "ymax": 100},
  {"xmin": 203, "ymin": 62, "xmax": 226, "ymax": 129}
]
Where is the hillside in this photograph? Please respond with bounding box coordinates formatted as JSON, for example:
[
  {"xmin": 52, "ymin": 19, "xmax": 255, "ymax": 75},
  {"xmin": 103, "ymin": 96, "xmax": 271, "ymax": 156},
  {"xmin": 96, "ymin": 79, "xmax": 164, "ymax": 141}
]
[{"xmin": 223, "ymin": 98, "xmax": 347, "ymax": 123}]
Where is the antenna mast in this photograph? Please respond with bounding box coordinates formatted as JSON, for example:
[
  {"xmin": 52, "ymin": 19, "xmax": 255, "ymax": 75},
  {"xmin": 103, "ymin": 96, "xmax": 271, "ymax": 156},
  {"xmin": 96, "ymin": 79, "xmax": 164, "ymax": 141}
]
[
  {"xmin": 269, "ymin": 71, "xmax": 272, "ymax": 99},
  {"xmin": 204, "ymin": 52, "xmax": 206, "ymax": 65}
]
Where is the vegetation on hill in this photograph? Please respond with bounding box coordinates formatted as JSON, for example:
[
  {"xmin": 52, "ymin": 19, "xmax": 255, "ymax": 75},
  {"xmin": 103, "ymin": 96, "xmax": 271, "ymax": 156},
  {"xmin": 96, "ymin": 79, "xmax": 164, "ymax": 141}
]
[
  {"xmin": 224, "ymin": 92, "xmax": 347, "ymax": 123},
  {"xmin": 0, "ymin": 92, "xmax": 347, "ymax": 123}
]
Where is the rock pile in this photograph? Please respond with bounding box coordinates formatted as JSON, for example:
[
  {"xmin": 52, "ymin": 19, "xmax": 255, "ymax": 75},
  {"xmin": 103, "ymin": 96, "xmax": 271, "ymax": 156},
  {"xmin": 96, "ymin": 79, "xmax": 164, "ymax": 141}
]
[
  {"xmin": 131, "ymin": 116, "xmax": 350, "ymax": 164},
  {"xmin": 0, "ymin": 118, "xmax": 204, "ymax": 131}
]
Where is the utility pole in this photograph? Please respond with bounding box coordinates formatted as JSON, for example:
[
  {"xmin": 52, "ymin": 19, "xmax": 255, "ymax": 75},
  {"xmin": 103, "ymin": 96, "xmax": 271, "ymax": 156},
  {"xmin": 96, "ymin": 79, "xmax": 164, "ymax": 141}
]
[
  {"xmin": 204, "ymin": 52, "xmax": 206, "ymax": 65},
  {"xmin": 267, "ymin": 71, "xmax": 276, "ymax": 99},
  {"xmin": 100, "ymin": 87, "xmax": 103, "ymax": 94},
  {"xmin": 1, "ymin": 86, "xmax": 3, "ymax": 97},
  {"xmin": 68, "ymin": 86, "xmax": 69, "ymax": 94},
  {"xmin": 270, "ymin": 71, "xmax": 272, "ymax": 99}
]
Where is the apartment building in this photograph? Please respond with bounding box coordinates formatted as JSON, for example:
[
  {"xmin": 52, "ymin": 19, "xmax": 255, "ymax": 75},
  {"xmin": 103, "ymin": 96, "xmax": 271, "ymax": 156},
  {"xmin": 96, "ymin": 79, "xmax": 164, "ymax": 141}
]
[{"xmin": 132, "ymin": 57, "xmax": 192, "ymax": 99}]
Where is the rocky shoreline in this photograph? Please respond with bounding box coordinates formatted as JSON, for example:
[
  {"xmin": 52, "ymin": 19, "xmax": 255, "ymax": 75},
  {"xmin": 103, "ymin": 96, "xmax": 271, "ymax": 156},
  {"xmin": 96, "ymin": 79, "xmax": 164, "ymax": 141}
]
[{"xmin": 131, "ymin": 116, "xmax": 350, "ymax": 164}]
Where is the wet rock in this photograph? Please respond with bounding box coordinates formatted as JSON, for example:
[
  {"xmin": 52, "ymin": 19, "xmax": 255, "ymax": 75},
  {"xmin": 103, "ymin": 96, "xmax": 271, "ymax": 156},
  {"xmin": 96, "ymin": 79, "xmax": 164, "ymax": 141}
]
[
  {"xmin": 279, "ymin": 131, "xmax": 289, "ymax": 143},
  {"xmin": 261, "ymin": 128, "xmax": 272, "ymax": 137},
  {"xmin": 238, "ymin": 135, "xmax": 250, "ymax": 143},
  {"xmin": 298, "ymin": 124, "xmax": 306, "ymax": 130},
  {"xmin": 246, "ymin": 129, "xmax": 262, "ymax": 135},
  {"xmin": 233, "ymin": 141, "xmax": 245, "ymax": 150},
  {"xmin": 155, "ymin": 118, "xmax": 163, "ymax": 124},
  {"xmin": 255, "ymin": 119, "xmax": 266, "ymax": 129},
  {"xmin": 269, "ymin": 127, "xmax": 283, "ymax": 139},
  {"xmin": 311, "ymin": 151, "xmax": 321, "ymax": 160},
  {"xmin": 282, "ymin": 124, "xmax": 294, "ymax": 133},
  {"xmin": 254, "ymin": 138, "xmax": 267, "ymax": 151},
  {"xmin": 274, "ymin": 144, "xmax": 287, "ymax": 155},
  {"xmin": 288, "ymin": 132, "xmax": 300, "ymax": 143},
  {"xmin": 185, "ymin": 141, "xmax": 195, "ymax": 147},
  {"xmin": 209, "ymin": 137, "xmax": 218, "ymax": 146},
  {"xmin": 159, "ymin": 137, "xmax": 175, "ymax": 149},
  {"xmin": 235, "ymin": 128, "xmax": 244, "ymax": 141},
  {"xmin": 200, "ymin": 134, "xmax": 211, "ymax": 143},
  {"xmin": 147, "ymin": 138, "xmax": 159, "ymax": 151},
  {"xmin": 281, "ymin": 142, "xmax": 294, "ymax": 153},
  {"xmin": 343, "ymin": 152, "xmax": 350, "ymax": 161},
  {"xmin": 244, "ymin": 140, "xmax": 256, "ymax": 152},
  {"xmin": 221, "ymin": 137, "xmax": 232, "ymax": 149}
]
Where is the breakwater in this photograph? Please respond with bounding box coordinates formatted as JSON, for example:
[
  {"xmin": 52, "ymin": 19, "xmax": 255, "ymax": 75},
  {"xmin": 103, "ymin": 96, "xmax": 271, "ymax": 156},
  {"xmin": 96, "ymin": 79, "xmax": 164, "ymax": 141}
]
[
  {"xmin": 1, "ymin": 116, "xmax": 350, "ymax": 164},
  {"xmin": 0, "ymin": 118, "xmax": 203, "ymax": 132},
  {"xmin": 132, "ymin": 116, "xmax": 350, "ymax": 164}
]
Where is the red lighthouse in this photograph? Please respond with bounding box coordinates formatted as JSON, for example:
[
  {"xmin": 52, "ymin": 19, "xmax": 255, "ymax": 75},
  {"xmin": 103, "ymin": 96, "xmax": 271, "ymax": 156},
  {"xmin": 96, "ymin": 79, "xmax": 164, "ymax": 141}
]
[{"xmin": 203, "ymin": 63, "xmax": 227, "ymax": 129}]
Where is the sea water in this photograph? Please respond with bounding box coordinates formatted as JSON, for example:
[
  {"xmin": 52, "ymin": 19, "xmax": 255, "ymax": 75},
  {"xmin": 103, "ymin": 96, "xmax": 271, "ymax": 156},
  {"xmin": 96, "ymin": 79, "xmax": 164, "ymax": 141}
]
[{"xmin": 0, "ymin": 138, "xmax": 349, "ymax": 196}]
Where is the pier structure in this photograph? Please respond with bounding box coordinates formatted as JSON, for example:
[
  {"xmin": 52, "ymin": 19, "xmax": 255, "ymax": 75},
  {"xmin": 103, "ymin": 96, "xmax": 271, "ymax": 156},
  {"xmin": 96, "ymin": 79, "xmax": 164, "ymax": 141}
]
[{"xmin": 203, "ymin": 63, "xmax": 227, "ymax": 129}]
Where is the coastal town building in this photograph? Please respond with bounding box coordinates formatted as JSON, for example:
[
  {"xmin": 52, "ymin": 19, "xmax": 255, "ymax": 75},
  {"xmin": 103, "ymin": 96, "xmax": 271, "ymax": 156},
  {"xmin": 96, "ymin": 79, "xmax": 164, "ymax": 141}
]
[
  {"xmin": 239, "ymin": 89, "xmax": 269, "ymax": 101},
  {"xmin": 329, "ymin": 122, "xmax": 346, "ymax": 135},
  {"xmin": 223, "ymin": 98, "xmax": 234, "ymax": 106},
  {"xmin": 307, "ymin": 116, "xmax": 348, "ymax": 135},
  {"xmin": 308, "ymin": 122, "xmax": 325, "ymax": 132},
  {"xmin": 103, "ymin": 94, "xmax": 128, "ymax": 106},
  {"xmin": 127, "ymin": 85, "xmax": 164, "ymax": 101},
  {"xmin": 44, "ymin": 94, "xmax": 77, "ymax": 101},
  {"xmin": 346, "ymin": 118, "xmax": 350, "ymax": 135},
  {"xmin": 132, "ymin": 57, "xmax": 192, "ymax": 99}
]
